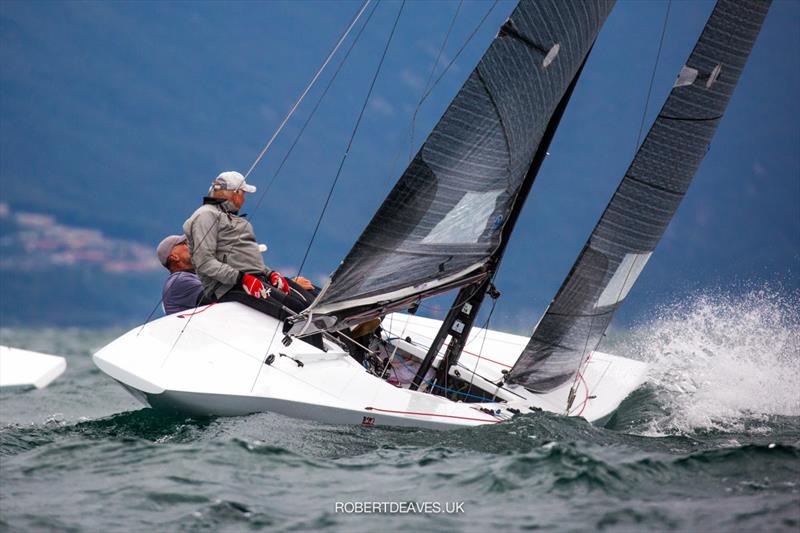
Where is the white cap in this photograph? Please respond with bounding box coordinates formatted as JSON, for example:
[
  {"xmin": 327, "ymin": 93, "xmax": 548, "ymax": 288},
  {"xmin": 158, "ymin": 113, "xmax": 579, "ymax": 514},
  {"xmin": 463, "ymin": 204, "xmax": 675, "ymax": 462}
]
[{"xmin": 209, "ymin": 171, "xmax": 256, "ymax": 194}]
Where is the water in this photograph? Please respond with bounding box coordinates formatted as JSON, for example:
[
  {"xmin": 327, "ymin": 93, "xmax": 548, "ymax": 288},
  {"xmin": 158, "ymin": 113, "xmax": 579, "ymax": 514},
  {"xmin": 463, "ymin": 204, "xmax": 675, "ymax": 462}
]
[{"xmin": 1, "ymin": 290, "xmax": 799, "ymax": 532}]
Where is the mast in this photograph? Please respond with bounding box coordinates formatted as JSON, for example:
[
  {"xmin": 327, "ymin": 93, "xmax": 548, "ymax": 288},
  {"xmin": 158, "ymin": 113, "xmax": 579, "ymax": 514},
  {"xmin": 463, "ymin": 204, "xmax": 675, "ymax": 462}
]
[{"xmin": 411, "ymin": 52, "xmax": 591, "ymax": 392}]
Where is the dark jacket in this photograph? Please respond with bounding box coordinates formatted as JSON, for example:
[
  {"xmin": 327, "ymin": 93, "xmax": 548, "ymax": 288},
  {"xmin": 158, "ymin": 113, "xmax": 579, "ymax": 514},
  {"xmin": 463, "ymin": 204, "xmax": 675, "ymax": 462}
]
[{"xmin": 162, "ymin": 271, "xmax": 203, "ymax": 314}]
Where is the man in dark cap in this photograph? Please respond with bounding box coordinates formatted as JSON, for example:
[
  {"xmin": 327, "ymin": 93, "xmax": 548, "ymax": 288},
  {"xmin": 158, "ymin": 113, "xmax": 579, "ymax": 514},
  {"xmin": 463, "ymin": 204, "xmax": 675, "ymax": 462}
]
[{"xmin": 156, "ymin": 234, "xmax": 203, "ymax": 315}]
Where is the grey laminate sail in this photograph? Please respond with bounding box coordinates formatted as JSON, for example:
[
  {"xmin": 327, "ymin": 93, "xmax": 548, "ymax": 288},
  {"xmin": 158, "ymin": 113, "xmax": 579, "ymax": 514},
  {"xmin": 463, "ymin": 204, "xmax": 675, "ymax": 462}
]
[
  {"xmin": 291, "ymin": 0, "xmax": 614, "ymax": 335},
  {"xmin": 508, "ymin": 0, "xmax": 771, "ymax": 393}
]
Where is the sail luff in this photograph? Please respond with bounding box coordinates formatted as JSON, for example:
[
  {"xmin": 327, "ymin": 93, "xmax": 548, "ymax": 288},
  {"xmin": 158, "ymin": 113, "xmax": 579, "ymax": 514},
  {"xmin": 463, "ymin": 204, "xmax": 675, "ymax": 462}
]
[
  {"xmin": 289, "ymin": 0, "xmax": 616, "ymax": 336},
  {"xmin": 508, "ymin": 0, "xmax": 771, "ymax": 393}
]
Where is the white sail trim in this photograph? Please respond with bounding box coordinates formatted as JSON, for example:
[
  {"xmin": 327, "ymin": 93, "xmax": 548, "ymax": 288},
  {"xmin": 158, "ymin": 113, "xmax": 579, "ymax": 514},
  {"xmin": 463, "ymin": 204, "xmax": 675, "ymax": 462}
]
[
  {"xmin": 595, "ymin": 251, "xmax": 652, "ymax": 308},
  {"xmin": 310, "ymin": 260, "xmax": 488, "ymax": 316},
  {"xmin": 421, "ymin": 189, "xmax": 504, "ymax": 244}
]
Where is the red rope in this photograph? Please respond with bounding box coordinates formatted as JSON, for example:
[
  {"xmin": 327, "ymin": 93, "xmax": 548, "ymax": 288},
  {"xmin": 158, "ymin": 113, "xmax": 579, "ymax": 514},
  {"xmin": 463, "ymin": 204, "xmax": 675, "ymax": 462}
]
[
  {"xmin": 575, "ymin": 371, "xmax": 590, "ymax": 417},
  {"xmin": 365, "ymin": 406, "xmax": 501, "ymax": 424},
  {"xmin": 177, "ymin": 302, "xmax": 217, "ymax": 318},
  {"xmin": 461, "ymin": 348, "xmax": 512, "ymax": 368}
]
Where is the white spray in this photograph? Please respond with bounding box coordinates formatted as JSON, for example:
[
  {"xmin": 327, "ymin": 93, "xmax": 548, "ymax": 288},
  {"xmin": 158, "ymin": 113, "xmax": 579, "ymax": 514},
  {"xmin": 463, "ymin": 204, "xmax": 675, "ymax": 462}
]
[{"xmin": 622, "ymin": 286, "xmax": 800, "ymax": 434}]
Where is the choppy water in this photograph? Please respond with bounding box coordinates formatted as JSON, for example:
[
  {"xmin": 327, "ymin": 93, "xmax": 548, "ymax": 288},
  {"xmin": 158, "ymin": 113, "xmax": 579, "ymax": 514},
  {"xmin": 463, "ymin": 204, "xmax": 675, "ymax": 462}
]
[{"xmin": 1, "ymin": 290, "xmax": 799, "ymax": 532}]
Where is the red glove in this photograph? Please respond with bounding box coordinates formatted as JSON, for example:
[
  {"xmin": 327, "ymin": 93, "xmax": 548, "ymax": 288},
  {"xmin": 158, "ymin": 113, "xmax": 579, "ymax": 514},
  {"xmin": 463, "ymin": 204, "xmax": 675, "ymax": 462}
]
[
  {"xmin": 242, "ymin": 274, "xmax": 270, "ymax": 299},
  {"xmin": 270, "ymin": 271, "xmax": 290, "ymax": 295}
]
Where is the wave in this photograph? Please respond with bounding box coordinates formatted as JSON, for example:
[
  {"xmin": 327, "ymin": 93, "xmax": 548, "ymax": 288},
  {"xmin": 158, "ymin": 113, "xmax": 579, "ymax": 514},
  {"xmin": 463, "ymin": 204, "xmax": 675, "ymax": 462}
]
[{"xmin": 617, "ymin": 285, "xmax": 800, "ymax": 435}]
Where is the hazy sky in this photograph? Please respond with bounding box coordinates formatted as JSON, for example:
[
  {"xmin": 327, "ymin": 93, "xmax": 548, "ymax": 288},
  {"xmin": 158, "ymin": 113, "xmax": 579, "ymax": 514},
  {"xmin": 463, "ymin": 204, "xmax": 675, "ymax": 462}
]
[{"xmin": 1, "ymin": 0, "xmax": 798, "ymax": 332}]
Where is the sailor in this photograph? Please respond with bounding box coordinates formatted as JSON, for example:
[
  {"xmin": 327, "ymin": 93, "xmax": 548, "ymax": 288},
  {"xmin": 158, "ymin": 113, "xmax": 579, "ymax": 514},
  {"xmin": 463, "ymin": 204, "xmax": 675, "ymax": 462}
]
[
  {"xmin": 156, "ymin": 234, "xmax": 203, "ymax": 315},
  {"xmin": 183, "ymin": 171, "xmax": 315, "ymax": 321}
]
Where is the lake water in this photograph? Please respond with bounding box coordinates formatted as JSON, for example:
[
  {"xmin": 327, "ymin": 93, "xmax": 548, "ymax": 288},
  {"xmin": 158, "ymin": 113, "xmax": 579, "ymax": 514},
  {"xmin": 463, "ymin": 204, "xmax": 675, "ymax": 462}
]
[{"xmin": 1, "ymin": 290, "xmax": 798, "ymax": 531}]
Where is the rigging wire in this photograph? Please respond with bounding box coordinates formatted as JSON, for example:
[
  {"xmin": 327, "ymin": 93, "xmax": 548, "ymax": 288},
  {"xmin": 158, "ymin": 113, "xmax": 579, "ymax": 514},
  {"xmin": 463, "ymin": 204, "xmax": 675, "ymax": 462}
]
[
  {"xmin": 136, "ymin": 298, "xmax": 168, "ymax": 337},
  {"xmin": 394, "ymin": 356, "xmax": 493, "ymax": 402},
  {"xmin": 242, "ymin": 0, "xmax": 373, "ymax": 181},
  {"xmin": 247, "ymin": 5, "xmax": 383, "ymax": 392},
  {"xmin": 417, "ymin": 0, "xmax": 499, "ymax": 110},
  {"xmin": 633, "ymin": 0, "xmax": 672, "ymax": 153},
  {"xmin": 566, "ymin": 0, "xmax": 672, "ymax": 411},
  {"xmin": 137, "ymin": 216, "xmax": 222, "ymax": 336},
  {"xmin": 381, "ymin": 0, "xmax": 499, "ymax": 193},
  {"xmin": 252, "ymin": 0, "xmax": 380, "ymax": 212},
  {"xmin": 465, "ymin": 295, "xmax": 497, "ymax": 397},
  {"xmin": 409, "ymin": 0, "xmax": 463, "ymax": 161},
  {"xmin": 296, "ymin": 0, "xmax": 407, "ymax": 278},
  {"xmin": 252, "ymin": 2, "xmax": 404, "ymax": 392},
  {"xmin": 136, "ymin": 3, "xmax": 371, "ymax": 336},
  {"xmin": 126, "ymin": 11, "xmax": 375, "ymax": 376}
]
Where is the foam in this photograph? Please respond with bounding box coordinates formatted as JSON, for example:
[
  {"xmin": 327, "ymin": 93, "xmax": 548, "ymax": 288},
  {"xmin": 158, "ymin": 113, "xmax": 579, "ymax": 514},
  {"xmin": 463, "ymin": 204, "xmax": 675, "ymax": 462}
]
[{"xmin": 622, "ymin": 286, "xmax": 799, "ymax": 434}]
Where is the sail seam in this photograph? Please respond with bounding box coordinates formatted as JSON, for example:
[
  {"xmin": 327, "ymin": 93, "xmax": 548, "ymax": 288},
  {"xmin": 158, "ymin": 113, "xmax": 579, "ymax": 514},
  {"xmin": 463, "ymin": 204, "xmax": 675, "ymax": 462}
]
[
  {"xmin": 475, "ymin": 69, "xmax": 513, "ymax": 172},
  {"xmin": 526, "ymin": 338, "xmax": 577, "ymax": 355},
  {"xmin": 657, "ymin": 113, "xmax": 723, "ymax": 122},
  {"xmin": 499, "ymin": 19, "xmax": 553, "ymax": 62},
  {"xmin": 623, "ymin": 174, "xmax": 685, "ymax": 196},
  {"xmin": 545, "ymin": 309, "xmax": 616, "ymax": 318}
]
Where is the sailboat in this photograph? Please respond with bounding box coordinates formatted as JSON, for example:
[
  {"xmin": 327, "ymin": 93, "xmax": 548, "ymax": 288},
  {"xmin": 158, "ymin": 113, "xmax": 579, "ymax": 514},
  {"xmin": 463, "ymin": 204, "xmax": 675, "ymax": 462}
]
[
  {"xmin": 0, "ymin": 345, "xmax": 67, "ymax": 390},
  {"xmin": 93, "ymin": 0, "xmax": 769, "ymax": 429}
]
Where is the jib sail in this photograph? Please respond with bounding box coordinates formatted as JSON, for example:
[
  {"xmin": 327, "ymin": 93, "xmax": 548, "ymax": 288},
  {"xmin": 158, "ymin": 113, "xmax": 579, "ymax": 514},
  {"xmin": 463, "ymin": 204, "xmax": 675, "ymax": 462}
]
[{"xmin": 508, "ymin": 0, "xmax": 771, "ymax": 392}]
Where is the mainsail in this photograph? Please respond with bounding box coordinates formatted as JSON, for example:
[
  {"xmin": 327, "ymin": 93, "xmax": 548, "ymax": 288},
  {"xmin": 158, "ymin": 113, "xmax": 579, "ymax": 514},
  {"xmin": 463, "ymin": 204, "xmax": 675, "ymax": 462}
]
[
  {"xmin": 508, "ymin": 0, "xmax": 771, "ymax": 393},
  {"xmin": 291, "ymin": 0, "xmax": 615, "ymax": 335}
]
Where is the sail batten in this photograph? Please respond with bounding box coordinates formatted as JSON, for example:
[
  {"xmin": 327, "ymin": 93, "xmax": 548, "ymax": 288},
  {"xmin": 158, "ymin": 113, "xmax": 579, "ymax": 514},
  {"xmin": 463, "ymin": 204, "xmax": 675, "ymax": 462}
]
[
  {"xmin": 508, "ymin": 0, "xmax": 771, "ymax": 393},
  {"xmin": 290, "ymin": 0, "xmax": 616, "ymax": 335}
]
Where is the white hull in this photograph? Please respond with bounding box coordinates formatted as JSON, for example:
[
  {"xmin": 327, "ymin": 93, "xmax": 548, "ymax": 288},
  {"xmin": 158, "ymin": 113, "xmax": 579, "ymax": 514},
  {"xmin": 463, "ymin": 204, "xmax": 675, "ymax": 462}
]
[
  {"xmin": 0, "ymin": 345, "xmax": 67, "ymax": 390},
  {"xmin": 93, "ymin": 303, "xmax": 647, "ymax": 429}
]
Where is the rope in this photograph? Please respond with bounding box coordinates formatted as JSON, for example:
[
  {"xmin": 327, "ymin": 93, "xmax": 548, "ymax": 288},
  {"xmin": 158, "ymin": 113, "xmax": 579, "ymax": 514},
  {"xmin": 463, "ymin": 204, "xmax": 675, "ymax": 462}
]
[
  {"xmin": 253, "ymin": 2, "xmax": 402, "ymax": 392},
  {"xmin": 633, "ymin": 0, "xmax": 671, "ymax": 153},
  {"xmin": 242, "ymin": 0, "xmax": 372, "ymax": 181},
  {"xmin": 417, "ymin": 0, "xmax": 499, "ymax": 109},
  {"xmin": 252, "ymin": 1, "xmax": 380, "ymax": 213},
  {"xmin": 566, "ymin": 0, "xmax": 672, "ymax": 411},
  {"xmin": 466, "ymin": 296, "xmax": 497, "ymax": 396},
  {"xmin": 381, "ymin": 0, "xmax": 498, "ymax": 193},
  {"xmin": 137, "ymin": 297, "xmax": 168, "ymax": 337},
  {"xmin": 138, "ymin": 4, "xmax": 372, "ymax": 336},
  {"xmin": 138, "ymin": 214, "xmax": 222, "ymax": 336},
  {"xmin": 394, "ymin": 355, "xmax": 492, "ymax": 402},
  {"xmin": 409, "ymin": 0, "xmax": 463, "ymax": 161},
  {"xmin": 296, "ymin": 0, "xmax": 406, "ymax": 278}
]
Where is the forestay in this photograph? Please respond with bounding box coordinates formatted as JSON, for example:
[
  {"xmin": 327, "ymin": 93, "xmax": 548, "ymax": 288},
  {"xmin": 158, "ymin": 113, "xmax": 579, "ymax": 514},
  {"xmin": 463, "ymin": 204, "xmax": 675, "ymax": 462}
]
[
  {"xmin": 508, "ymin": 0, "xmax": 771, "ymax": 392},
  {"xmin": 292, "ymin": 0, "xmax": 615, "ymax": 335}
]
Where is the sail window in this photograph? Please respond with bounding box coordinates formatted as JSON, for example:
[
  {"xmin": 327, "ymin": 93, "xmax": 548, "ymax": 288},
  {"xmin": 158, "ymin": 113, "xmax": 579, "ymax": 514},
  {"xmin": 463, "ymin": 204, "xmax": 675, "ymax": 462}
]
[
  {"xmin": 706, "ymin": 64, "xmax": 722, "ymax": 88},
  {"xmin": 421, "ymin": 189, "xmax": 504, "ymax": 244},
  {"xmin": 595, "ymin": 251, "xmax": 652, "ymax": 309},
  {"xmin": 674, "ymin": 65, "xmax": 698, "ymax": 88},
  {"xmin": 543, "ymin": 43, "xmax": 560, "ymax": 68}
]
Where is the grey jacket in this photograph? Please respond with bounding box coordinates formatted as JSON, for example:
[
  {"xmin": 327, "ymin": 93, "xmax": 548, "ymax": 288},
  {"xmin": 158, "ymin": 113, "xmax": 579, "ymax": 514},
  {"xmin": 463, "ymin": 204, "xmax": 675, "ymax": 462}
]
[{"xmin": 183, "ymin": 197, "xmax": 268, "ymax": 299}]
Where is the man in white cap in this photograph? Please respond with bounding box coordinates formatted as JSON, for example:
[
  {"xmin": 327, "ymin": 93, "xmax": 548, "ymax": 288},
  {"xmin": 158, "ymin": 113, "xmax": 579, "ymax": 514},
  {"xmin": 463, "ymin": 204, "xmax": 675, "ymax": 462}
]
[
  {"xmin": 156, "ymin": 234, "xmax": 203, "ymax": 315},
  {"xmin": 183, "ymin": 171, "xmax": 316, "ymax": 323}
]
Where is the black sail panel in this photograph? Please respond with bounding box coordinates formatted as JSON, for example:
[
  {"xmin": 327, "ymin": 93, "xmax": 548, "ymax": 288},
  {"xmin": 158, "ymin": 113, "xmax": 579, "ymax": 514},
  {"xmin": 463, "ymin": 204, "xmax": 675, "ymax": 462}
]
[
  {"xmin": 294, "ymin": 0, "xmax": 615, "ymax": 334},
  {"xmin": 508, "ymin": 0, "xmax": 771, "ymax": 392}
]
